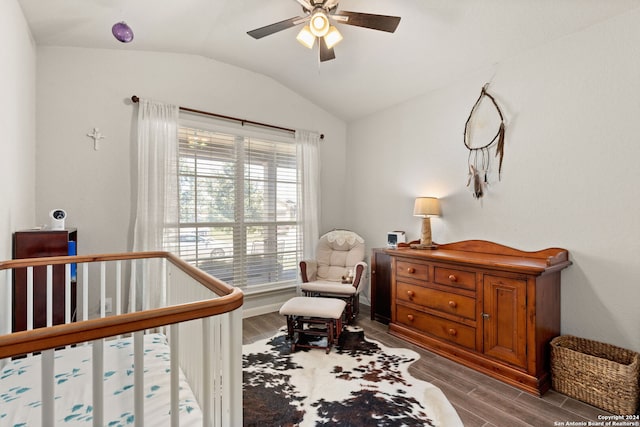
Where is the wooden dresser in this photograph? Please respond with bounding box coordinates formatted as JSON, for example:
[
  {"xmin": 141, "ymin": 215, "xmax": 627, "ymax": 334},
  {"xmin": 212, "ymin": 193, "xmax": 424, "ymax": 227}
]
[
  {"xmin": 387, "ymin": 240, "xmax": 571, "ymax": 395},
  {"xmin": 13, "ymin": 229, "xmax": 78, "ymax": 332}
]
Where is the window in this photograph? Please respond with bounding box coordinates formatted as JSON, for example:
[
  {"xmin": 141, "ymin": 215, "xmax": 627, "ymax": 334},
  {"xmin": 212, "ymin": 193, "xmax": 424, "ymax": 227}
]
[{"xmin": 176, "ymin": 123, "xmax": 301, "ymax": 289}]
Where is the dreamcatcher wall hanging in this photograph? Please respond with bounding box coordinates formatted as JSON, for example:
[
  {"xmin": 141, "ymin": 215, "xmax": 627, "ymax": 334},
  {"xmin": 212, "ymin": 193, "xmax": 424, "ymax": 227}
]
[{"xmin": 463, "ymin": 84, "xmax": 506, "ymax": 199}]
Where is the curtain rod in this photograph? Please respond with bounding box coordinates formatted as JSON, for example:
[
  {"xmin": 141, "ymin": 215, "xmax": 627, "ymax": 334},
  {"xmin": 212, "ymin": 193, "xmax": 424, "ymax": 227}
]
[{"xmin": 131, "ymin": 95, "xmax": 324, "ymax": 139}]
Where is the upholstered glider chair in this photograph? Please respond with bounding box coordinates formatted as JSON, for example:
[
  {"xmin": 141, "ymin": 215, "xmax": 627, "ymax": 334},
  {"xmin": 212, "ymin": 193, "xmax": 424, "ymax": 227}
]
[{"xmin": 299, "ymin": 230, "xmax": 367, "ymax": 323}]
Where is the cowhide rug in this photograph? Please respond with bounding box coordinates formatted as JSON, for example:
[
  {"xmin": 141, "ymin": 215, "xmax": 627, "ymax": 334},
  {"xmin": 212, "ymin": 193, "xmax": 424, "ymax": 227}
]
[{"xmin": 243, "ymin": 327, "xmax": 463, "ymax": 427}]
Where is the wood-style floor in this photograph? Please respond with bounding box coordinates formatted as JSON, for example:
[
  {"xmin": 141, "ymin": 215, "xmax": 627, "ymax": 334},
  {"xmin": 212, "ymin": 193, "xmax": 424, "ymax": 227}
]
[{"xmin": 243, "ymin": 305, "xmax": 620, "ymax": 427}]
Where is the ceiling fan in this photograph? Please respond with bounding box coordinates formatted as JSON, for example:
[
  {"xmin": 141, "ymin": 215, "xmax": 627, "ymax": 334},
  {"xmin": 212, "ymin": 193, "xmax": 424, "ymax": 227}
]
[{"xmin": 247, "ymin": 0, "xmax": 401, "ymax": 62}]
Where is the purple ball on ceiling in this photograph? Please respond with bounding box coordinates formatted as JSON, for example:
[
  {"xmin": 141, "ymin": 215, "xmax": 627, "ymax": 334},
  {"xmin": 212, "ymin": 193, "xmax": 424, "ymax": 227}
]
[{"xmin": 112, "ymin": 22, "xmax": 134, "ymax": 43}]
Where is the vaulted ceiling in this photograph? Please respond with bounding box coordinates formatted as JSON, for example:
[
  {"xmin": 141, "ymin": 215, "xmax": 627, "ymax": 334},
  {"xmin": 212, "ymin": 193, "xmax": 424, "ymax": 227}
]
[{"xmin": 18, "ymin": 0, "xmax": 640, "ymax": 121}]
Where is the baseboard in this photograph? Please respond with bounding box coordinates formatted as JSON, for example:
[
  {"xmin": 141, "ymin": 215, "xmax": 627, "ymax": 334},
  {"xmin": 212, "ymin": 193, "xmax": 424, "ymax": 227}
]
[
  {"xmin": 242, "ymin": 285, "xmax": 298, "ymax": 318},
  {"xmin": 243, "ymin": 303, "xmax": 284, "ymax": 318}
]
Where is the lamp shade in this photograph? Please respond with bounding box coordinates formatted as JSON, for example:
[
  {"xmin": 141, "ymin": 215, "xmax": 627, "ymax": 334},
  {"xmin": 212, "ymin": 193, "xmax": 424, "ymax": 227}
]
[
  {"xmin": 413, "ymin": 197, "xmax": 441, "ymax": 217},
  {"xmin": 324, "ymin": 26, "xmax": 343, "ymax": 49},
  {"xmin": 309, "ymin": 11, "xmax": 330, "ymax": 37},
  {"xmin": 296, "ymin": 26, "xmax": 315, "ymax": 49}
]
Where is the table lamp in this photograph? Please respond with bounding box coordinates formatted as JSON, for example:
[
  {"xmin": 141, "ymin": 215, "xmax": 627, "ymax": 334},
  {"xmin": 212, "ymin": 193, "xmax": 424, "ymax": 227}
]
[{"xmin": 412, "ymin": 197, "xmax": 441, "ymax": 249}]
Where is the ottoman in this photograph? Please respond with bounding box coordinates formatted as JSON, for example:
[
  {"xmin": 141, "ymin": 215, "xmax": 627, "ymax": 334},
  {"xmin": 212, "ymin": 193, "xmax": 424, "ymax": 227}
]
[{"xmin": 279, "ymin": 296, "xmax": 347, "ymax": 353}]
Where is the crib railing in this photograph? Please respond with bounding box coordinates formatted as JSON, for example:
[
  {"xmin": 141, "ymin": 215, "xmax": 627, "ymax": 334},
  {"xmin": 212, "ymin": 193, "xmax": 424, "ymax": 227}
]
[{"xmin": 0, "ymin": 251, "xmax": 244, "ymax": 427}]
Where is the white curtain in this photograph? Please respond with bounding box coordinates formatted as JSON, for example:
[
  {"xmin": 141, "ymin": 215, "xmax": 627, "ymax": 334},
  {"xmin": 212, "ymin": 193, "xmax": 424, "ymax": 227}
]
[
  {"xmin": 296, "ymin": 130, "xmax": 321, "ymax": 259},
  {"xmin": 131, "ymin": 98, "xmax": 179, "ymax": 311}
]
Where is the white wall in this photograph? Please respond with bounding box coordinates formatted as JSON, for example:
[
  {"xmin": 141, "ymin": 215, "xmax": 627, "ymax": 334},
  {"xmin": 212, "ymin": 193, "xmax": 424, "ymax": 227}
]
[
  {"xmin": 0, "ymin": 0, "xmax": 37, "ymax": 333},
  {"xmin": 0, "ymin": 0, "xmax": 36, "ymax": 260},
  {"xmin": 347, "ymin": 9, "xmax": 640, "ymax": 352},
  {"xmin": 35, "ymin": 47, "xmax": 347, "ymax": 315}
]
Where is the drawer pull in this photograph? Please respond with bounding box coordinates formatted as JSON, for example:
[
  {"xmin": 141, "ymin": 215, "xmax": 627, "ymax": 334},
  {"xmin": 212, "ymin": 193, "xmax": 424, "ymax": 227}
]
[
  {"xmin": 407, "ymin": 267, "xmax": 415, "ymax": 274},
  {"xmin": 406, "ymin": 290, "xmax": 415, "ymax": 298},
  {"xmin": 407, "ymin": 314, "xmax": 415, "ymax": 322},
  {"xmin": 481, "ymin": 312, "xmax": 490, "ymax": 319},
  {"xmin": 448, "ymin": 328, "xmax": 457, "ymax": 336},
  {"xmin": 448, "ymin": 274, "xmax": 457, "ymax": 282},
  {"xmin": 448, "ymin": 300, "xmax": 457, "ymax": 308}
]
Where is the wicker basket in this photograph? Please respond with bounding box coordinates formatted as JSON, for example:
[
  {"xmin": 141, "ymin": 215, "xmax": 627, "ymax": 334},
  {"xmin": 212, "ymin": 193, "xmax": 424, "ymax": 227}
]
[{"xmin": 551, "ymin": 335, "xmax": 640, "ymax": 415}]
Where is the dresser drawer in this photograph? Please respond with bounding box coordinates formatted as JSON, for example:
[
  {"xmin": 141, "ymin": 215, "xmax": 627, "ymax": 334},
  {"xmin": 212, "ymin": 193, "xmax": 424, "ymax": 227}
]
[
  {"xmin": 396, "ymin": 305, "xmax": 476, "ymax": 350},
  {"xmin": 396, "ymin": 259, "xmax": 429, "ymax": 281},
  {"xmin": 434, "ymin": 266, "xmax": 476, "ymax": 291},
  {"xmin": 397, "ymin": 282, "xmax": 476, "ymax": 320}
]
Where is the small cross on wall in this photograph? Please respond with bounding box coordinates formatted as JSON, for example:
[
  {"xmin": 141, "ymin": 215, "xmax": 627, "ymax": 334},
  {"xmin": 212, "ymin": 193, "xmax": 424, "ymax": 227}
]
[{"xmin": 87, "ymin": 128, "xmax": 106, "ymax": 150}]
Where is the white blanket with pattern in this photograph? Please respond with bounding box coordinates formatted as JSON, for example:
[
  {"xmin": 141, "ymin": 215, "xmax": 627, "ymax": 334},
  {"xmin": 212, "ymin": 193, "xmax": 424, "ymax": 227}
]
[{"xmin": 0, "ymin": 333, "xmax": 201, "ymax": 426}]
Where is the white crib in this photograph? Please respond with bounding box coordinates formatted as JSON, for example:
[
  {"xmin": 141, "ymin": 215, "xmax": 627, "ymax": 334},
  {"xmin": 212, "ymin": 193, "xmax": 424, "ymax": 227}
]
[{"xmin": 0, "ymin": 251, "xmax": 243, "ymax": 427}]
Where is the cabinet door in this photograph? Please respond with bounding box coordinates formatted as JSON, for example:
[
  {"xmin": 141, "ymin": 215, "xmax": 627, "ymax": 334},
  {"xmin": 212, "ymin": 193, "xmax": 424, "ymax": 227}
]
[
  {"xmin": 13, "ymin": 230, "xmax": 76, "ymax": 332},
  {"xmin": 370, "ymin": 249, "xmax": 391, "ymax": 324},
  {"xmin": 483, "ymin": 275, "xmax": 527, "ymax": 368}
]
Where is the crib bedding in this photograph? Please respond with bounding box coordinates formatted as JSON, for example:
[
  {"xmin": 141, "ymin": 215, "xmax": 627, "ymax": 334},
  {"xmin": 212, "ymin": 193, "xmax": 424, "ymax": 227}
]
[{"xmin": 0, "ymin": 333, "xmax": 202, "ymax": 426}]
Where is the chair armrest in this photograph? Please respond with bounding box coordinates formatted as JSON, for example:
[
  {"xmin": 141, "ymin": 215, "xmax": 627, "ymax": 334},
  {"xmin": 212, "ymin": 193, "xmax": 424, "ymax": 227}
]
[
  {"xmin": 351, "ymin": 261, "xmax": 368, "ymax": 290},
  {"xmin": 299, "ymin": 260, "xmax": 317, "ymax": 282}
]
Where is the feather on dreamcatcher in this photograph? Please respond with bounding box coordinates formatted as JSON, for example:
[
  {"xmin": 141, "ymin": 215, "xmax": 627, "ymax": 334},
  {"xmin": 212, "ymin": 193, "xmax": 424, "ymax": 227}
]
[{"xmin": 464, "ymin": 84, "xmax": 506, "ymax": 199}]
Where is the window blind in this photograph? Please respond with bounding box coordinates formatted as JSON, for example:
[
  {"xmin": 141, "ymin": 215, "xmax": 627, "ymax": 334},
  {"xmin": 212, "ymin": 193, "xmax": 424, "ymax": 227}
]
[{"xmin": 176, "ymin": 125, "xmax": 301, "ymax": 288}]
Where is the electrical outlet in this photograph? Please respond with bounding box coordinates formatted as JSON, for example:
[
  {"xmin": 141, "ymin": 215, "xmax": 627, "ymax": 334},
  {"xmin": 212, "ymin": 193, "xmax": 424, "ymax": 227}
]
[{"xmin": 104, "ymin": 297, "xmax": 113, "ymax": 314}]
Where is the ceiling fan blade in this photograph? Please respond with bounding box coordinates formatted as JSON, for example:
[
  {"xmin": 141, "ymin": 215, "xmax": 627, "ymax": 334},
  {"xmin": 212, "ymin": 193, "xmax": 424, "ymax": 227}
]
[
  {"xmin": 323, "ymin": 0, "xmax": 339, "ymax": 10},
  {"xmin": 247, "ymin": 16, "xmax": 305, "ymax": 39},
  {"xmin": 333, "ymin": 11, "xmax": 401, "ymax": 33},
  {"xmin": 294, "ymin": 0, "xmax": 313, "ymax": 11},
  {"xmin": 319, "ymin": 36, "xmax": 336, "ymax": 62}
]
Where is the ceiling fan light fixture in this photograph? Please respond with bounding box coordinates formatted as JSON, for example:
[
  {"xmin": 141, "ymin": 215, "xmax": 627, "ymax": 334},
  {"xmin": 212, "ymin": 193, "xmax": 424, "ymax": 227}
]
[
  {"xmin": 296, "ymin": 25, "xmax": 316, "ymax": 49},
  {"xmin": 247, "ymin": 4, "xmax": 402, "ymax": 63},
  {"xmin": 309, "ymin": 11, "xmax": 329, "ymax": 37},
  {"xmin": 324, "ymin": 25, "xmax": 343, "ymax": 49}
]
